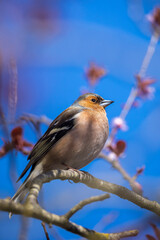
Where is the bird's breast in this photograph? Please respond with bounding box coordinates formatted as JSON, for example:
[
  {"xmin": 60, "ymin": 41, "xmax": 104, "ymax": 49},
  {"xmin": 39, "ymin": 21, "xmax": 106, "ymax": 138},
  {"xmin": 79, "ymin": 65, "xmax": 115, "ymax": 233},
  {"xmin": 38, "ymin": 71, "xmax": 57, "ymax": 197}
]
[{"xmin": 43, "ymin": 109, "xmax": 109, "ymax": 170}]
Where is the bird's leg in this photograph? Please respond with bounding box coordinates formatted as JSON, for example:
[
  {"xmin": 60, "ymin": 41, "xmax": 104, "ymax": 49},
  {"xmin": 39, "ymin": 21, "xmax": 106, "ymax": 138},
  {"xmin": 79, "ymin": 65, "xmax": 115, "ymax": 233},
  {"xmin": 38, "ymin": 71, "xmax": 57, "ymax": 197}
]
[
  {"xmin": 62, "ymin": 163, "xmax": 85, "ymax": 175},
  {"xmin": 62, "ymin": 163, "xmax": 84, "ymax": 183}
]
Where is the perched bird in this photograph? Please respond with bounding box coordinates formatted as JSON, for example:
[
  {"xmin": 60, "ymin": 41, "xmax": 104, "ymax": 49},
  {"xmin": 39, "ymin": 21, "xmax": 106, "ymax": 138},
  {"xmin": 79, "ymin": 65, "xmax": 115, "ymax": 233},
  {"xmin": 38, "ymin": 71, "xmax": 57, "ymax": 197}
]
[{"xmin": 11, "ymin": 93, "xmax": 113, "ymax": 205}]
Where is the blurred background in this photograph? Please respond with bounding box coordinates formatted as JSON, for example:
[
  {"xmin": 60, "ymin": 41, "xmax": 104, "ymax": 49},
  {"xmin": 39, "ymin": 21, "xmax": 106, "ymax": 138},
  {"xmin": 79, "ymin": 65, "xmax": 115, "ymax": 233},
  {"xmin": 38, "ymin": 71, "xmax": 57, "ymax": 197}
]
[{"xmin": 0, "ymin": 0, "xmax": 160, "ymax": 239}]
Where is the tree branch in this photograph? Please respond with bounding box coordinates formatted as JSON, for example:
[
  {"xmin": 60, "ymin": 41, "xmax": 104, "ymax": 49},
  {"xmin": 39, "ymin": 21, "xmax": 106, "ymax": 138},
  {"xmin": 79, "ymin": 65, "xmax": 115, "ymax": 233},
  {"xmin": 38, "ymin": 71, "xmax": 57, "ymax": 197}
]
[
  {"xmin": 30, "ymin": 170, "xmax": 160, "ymax": 216},
  {"xmin": 1, "ymin": 169, "xmax": 160, "ymax": 238},
  {"xmin": 0, "ymin": 198, "xmax": 138, "ymax": 239},
  {"xmin": 63, "ymin": 193, "xmax": 110, "ymax": 219}
]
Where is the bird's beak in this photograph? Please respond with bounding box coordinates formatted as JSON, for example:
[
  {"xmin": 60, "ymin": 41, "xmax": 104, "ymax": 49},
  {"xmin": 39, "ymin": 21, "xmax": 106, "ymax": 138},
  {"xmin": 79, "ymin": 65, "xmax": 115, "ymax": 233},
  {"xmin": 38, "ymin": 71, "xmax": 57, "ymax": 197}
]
[{"xmin": 100, "ymin": 100, "xmax": 114, "ymax": 108}]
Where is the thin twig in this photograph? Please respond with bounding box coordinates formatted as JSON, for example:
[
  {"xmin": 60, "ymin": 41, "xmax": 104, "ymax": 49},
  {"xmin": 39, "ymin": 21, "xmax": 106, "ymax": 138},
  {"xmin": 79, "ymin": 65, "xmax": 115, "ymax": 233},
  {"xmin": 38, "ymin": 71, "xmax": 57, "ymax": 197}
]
[
  {"xmin": 109, "ymin": 31, "xmax": 159, "ymax": 143},
  {"xmin": 103, "ymin": 31, "xmax": 159, "ymax": 193},
  {"xmin": 0, "ymin": 106, "xmax": 10, "ymax": 139},
  {"xmin": 17, "ymin": 114, "xmax": 51, "ymax": 139},
  {"xmin": 99, "ymin": 153, "xmax": 142, "ymax": 195},
  {"xmin": 19, "ymin": 113, "xmax": 52, "ymax": 127},
  {"xmin": 139, "ymin": 31, "xmax": 159, "ymax": 78},
  {"xmin": 0, "ymin": 106, "xmax": 18, "ymax": 189},
  {"xmin": 64, "ymin": 193, "xmax": 110, "ymax": 219},
  {"xmin": 8, "ymin": 57, "xmax": 18, "ymax": 122},
  {"xmin": 120, "ymin": 88, "xmax": 138, "ymax": 121},
  {"xmin": 49, "ymin": 226, "xmax": 65, "ymax": 240},
  {"xmin": 108, "ymin": 87, "xmax": 138, "ymax": 144},
  {"xmin": 94, "ymin": 212, "xmax": 119, "ymax": 232},
  {"xmin": 19, "ymin": 216, "xmax": 29, "ymax": 240},
  {"xmin": 41, "ymin": 222, "xmax": 50, "ymax": 240}
]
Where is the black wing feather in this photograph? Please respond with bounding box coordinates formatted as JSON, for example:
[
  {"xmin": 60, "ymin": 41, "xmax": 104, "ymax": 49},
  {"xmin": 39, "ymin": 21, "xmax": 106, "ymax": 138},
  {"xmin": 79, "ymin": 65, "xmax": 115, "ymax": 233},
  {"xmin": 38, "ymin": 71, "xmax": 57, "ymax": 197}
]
[{"xmin": 17, "ymin": 108, "xmax": 81, "ymax": 182}]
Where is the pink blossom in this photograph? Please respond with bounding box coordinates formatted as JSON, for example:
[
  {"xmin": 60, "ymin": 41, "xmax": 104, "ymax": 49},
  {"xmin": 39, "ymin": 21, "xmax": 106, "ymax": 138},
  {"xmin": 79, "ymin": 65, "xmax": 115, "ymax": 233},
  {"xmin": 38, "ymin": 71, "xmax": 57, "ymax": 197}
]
[
  {"xmin": 107, "ymin": 152, "xmax": 118, "ymax": 162},
  {"xmin": 0, "ymin": 126, "xmax": 33, "ymax": 158},
  {"xmin": 136, "ymin": 75, "xmax": 156, "ymax": 100},
  {"xmin": 147, "ymin": 7, "xmax": 160, "ymax": 34},
  {"xmin": 108, "ymin": 140, "xmax": 126, "ymax": 157},
  {"xmin": 85, "ymin": 63, "xmax": 107, "ymax": 86},
  {"xmin": 111, "ymin": 117, "xmax": 128, "ymax": 131}
]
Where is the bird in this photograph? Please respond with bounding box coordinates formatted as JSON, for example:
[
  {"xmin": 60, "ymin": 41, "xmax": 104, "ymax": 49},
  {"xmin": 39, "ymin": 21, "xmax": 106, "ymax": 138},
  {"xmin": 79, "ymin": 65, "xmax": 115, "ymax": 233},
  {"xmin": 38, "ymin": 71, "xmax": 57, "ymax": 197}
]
[{"xmin": 10, "ymin": 93, "xmax": 113, "ymax": 206}]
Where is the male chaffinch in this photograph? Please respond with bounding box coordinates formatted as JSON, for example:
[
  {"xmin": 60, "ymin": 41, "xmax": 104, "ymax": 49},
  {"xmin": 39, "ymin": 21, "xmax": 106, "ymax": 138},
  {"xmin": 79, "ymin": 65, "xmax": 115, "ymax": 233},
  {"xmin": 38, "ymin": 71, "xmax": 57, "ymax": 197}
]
[{"xmin": 11, "ymin": 93, "xmax": 113, "ymax": 205}]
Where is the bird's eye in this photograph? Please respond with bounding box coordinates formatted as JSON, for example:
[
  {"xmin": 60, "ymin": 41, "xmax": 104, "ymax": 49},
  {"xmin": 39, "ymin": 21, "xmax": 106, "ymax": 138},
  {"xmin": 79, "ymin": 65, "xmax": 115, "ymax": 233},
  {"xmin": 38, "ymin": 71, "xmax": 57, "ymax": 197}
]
[{"xmin": 91, "ymin": 98, "xmax": 96, "ymax": 103}]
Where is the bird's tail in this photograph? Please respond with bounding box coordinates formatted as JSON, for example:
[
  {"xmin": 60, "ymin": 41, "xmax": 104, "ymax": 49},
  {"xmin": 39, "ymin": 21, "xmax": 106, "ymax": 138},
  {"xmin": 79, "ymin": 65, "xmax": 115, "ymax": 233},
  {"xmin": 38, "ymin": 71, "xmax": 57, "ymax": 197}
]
[
  {"xmin": 9, "ymin": 177, "xmax": 31, "ymax": 219},
  {"xmin": 9, "ymin": 163, "xmax": 43, "ymax": 218}
]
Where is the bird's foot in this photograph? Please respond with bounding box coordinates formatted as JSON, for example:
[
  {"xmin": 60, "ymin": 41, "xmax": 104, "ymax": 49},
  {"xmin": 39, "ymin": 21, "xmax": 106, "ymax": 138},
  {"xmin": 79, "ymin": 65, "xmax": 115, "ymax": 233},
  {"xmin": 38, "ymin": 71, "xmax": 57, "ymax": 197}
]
[{"xmin": 62, "ymin": 163, "xmax": 85, "ymax": 179}]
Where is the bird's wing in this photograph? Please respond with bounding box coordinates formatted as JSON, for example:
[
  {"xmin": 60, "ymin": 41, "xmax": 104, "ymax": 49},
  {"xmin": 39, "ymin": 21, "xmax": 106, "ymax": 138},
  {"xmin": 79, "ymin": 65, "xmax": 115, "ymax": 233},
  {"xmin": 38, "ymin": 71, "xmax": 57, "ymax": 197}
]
[{"xmin": 17, "ymin": 107, "xmax": 82, "ymax": 182}]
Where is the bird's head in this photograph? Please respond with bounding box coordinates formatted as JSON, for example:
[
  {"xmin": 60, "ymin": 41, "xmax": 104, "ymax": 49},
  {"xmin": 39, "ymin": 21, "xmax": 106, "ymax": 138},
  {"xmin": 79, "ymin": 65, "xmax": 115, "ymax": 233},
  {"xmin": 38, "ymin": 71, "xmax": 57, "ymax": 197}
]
[{"xmin": 73, "ymin": 93, "xmax": 114, "ymax": 110}]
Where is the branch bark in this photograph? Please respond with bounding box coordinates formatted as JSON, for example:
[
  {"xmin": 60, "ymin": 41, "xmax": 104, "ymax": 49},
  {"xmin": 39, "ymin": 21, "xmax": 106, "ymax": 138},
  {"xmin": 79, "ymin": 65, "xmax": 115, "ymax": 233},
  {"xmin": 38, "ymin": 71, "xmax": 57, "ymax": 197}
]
[
  {"xmin": 0, "ymin": 198, "xmax": 138, "ymax": 239},
  {"xmin": 64, "ymin": 193, "xmax": 110, "ymax": 219},
  {"xmin": 30, "ymin": 170, "xmax": 160, "ymax": 216},
  {"xmin": 1, "ymin": 169, "xmax": 160, "ymax": 239}
]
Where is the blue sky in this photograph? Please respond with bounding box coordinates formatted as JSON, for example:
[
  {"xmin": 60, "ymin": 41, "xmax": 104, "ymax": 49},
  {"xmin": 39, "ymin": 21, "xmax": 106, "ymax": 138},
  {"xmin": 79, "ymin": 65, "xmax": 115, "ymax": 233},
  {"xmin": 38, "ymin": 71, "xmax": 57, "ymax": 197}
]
[{"xmin": 0, "ymin": 0, "xmax": 160, "ymax": 239}]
